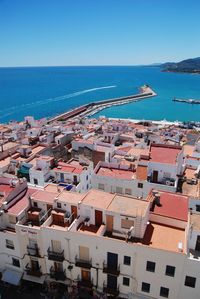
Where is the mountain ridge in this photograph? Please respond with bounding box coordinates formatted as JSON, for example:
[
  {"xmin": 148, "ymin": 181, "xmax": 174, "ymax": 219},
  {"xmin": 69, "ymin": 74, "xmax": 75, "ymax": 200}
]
[{"xmin": 161, "ymin": 57, "xmax": 200, "ymax": 74}]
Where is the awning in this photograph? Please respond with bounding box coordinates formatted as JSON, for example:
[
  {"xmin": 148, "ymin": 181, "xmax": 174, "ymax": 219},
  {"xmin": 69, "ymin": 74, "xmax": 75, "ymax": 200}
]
[
  {"xmin": 23, "ymin": 273, "xmax": 46, "ymax": 284},
  {"xmin": 2, "ymin": 269, "xmax": 23, "ymax": 286}
]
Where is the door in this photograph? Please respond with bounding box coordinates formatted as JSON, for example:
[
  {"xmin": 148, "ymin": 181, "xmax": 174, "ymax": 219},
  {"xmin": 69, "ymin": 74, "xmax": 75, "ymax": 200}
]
[
  {"xmin": 95, "ymin": 210, "xmax": 102, "ymax": 226},
  {"xmin": 31, "ymin": 259, "xmax": 39, "ymax": 270},
  {"xmin": 195, "ymin": 235, "xmax": 200, "ymax": 251},
  {"xmin": 81, "ymin": 269, "xmax": 90, "ymax": 281},
  {"xmin": 60, "ymin": 173, "xmax": 64, "ymax": 182},
  {"xmin": 152, "ymin": 170, "xmax": 158, "ymax": 183},
  {"xmin": 73, "ymin": 175, "xmax": 78, "ymax": 185},
  {"xmin": 71, "ymin": 205, "xmax": 77, "ymax": 221},
  {"xmin": 52, "ymin": 240, "xmax": 61, "ymax": 253},
  {"xmin": 79, "ymin": 246, "xmax": 89, "ymax": 261},
  {"xmin": 54, "ymin": 262, "xmax": 63, "ymax": 271},
  {"xmin": 107, "ymin": 274, "xmax": 117, "ymax": 289},
  {"xmin": 106, "ymin": 215, "xmax": 113, "ymax": 232},
  {"xmin": 107, "ymin": 252, "xmax": 118, "ymax": 270}
]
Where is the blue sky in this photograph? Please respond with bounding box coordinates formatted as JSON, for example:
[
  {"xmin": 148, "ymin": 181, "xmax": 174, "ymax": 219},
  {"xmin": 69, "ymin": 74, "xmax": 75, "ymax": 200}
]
[{"xmin": 0, "ymin": 0, "xmax": 200, "ymax": 66}]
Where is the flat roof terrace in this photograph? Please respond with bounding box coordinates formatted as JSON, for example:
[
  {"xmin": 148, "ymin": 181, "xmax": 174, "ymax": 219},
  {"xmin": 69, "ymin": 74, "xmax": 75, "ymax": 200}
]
[
  {"xmin": 141, "ymin": 222, "xmax": 186, "ymax": 253},
  {"xmin": 96, "ymin": 166, "xmax": 135, "ymax": 180},
  {"xmin": 104, "ymin": 222, "xmax": 186, "ymax": 254},
  {"xmin": 150, "ymin": 144, "xmax": 182, "ymax": 164},
  {"xmin": 107, "ymin": 194, "xmax": 149, "ymax": 217}
]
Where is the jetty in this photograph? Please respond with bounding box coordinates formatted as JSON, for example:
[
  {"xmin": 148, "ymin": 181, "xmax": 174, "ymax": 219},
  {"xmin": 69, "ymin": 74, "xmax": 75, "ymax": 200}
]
[
  {"xmin": 48, "ymin": 85, "xmax": 157, "ymax": 123},
  {"xmin": 173, "ymin": 98, "xmax": 200, "ymax": 104}
]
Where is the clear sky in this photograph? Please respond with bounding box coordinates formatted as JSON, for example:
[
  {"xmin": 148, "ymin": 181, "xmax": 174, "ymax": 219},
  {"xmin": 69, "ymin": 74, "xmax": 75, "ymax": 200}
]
[{"xmin": 0, "ymin": 0, "xmax": 200, "ymax": 67}]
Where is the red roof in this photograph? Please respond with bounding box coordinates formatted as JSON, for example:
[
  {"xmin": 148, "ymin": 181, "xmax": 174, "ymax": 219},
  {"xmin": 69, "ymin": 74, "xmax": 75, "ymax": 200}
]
[
  {"xmin": 96, "ymin": 166, "xmax": 134, "ymax": 180},
  {"xmin": 7, "ymin": 188, "xmax": 36, "ymax": 216},
  {"xmin": 150, "ymin": 144, "xmax": 181, "ymax": 164},
  {"xmin": 54, "ymin": 162, "xmax": 83, "ymax": 174},
  {"xmin": 151, "ymin": 191, "xmax": 188, "ymax": 222}
]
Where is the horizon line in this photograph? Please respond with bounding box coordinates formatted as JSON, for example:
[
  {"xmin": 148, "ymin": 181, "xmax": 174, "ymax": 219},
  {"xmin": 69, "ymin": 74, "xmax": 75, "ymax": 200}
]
[{"xmin": 0, "ymin": 64, "xmax": 163, "ymax": 69}]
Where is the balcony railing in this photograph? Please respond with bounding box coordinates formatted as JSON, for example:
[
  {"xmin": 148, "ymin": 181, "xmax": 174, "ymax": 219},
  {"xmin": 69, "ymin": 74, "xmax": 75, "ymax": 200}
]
[
  {"xmin": 25, "ymin": 264, "xmax": 42, "ymax": 277},
  {"xmin": 27, "ymin": 245, "xmax": 40, "ymax": 257},
  {"xmin": 50, "ymin": 266, "xmax": 66, "ymax": 281},
  {"xmin": 103, "ymin": 281, "xmax": 119, "ymax": 297},
  {"xmin": 75, "ymin": 256, "xmax": 92, "ymax": 269},
  {"xmin": 47, "ymin": 247, "xmax": 65, "ymax": 262},
  {"xmin": 103, "ymin": 261, "xmax": 120, "ymax": 276},
  {"xmin": 77, "ymin": 276, "xmax": 93, "ymax": 288}
]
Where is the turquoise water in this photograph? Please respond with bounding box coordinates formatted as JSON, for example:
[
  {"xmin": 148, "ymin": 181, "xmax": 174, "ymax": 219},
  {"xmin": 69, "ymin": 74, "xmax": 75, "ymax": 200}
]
[{"xmin": 0, "ymin": 66, "xmax": 200, "ymax": 123}]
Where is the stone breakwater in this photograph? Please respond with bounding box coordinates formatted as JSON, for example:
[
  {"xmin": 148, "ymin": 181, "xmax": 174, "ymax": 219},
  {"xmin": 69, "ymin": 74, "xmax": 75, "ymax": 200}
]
[{"xmin": 47, "ymin": 85, "xmax": 157, "ymax": 123}]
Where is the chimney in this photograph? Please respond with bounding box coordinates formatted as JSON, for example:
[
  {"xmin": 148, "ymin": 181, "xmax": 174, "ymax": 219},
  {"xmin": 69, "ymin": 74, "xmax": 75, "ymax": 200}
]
[{"xmin": 150, "ymin": 192, "xmax": 162, "ymax": 212}]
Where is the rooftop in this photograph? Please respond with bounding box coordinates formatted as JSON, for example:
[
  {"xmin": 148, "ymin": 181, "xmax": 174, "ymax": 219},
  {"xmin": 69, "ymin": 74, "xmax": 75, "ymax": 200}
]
[
  {"xmin": 141, "ymin": 222, "xmax": 186, "ymax": 253},
  {"xmin": 190, "ymin": 213, "xmax": 200, "ymax": 231},
  {"xmin": 150, "ymin": 191, "xmax": 188, "ymax": 222},
  {"xmin": 54, "ymin": 161, "xmax": 84, "ymax": 174},
  {"xmin": 96, "ymin": 166, "xmax": 135, "ymax": 180},
  {"xmin": 107, "ymin": 194, "xmax": 149, "ymax": 217},
  {"xmin": 150, "ymin": 144, "xmax": 182, "ymax": 164},
  {"xmin": 31, "ymin": 145, "xmax": 46, "ymax": 155},
  {"xmin": 182, "ymin": 180, "xmax": 200, "ymax": 198},
  {"xmin": 7, "ymin": 188, "xmax": 36, "ymax": 216},
  {"xmin": 136, "ymin": 165, "xmax": 148, "ymax": 180},
  {"xmin": 57, "ymin": 190, "xmax": 84, "ymax": 204},
  {"xmin": 31, "ymin": 190, "xmax": 58, "ymax": 204},
  {"xmin": 82, "ymin": 189, "xmax": 114, "ymax": 209}
]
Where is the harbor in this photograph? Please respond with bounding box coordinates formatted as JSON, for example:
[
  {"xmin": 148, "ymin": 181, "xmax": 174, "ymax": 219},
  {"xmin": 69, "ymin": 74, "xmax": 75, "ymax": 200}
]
[{"xmin": 48, "ymin": 85, "xmax": 157, "ymax": 123}]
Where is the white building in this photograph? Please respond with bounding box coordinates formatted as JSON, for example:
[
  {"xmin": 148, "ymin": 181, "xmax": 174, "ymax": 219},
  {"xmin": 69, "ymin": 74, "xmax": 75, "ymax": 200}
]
[
  {"xmin": 0, "ymin": 177, "xmax": 200, "ymax": 299},
  {"xmin": 52, "ymin": 158, "xmax": 93, "ymax": 193}
]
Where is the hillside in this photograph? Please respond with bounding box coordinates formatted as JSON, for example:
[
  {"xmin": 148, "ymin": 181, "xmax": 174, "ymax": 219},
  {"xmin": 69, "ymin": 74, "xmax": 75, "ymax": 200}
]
[{"xmin": 161, "ymin": 57, "xmax": 200, "ymax": 74}]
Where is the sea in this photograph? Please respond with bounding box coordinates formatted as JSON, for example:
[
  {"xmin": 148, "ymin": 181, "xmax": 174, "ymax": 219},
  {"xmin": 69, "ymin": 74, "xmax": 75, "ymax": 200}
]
[{"xmin": 0, "ymin": 66, "xmax": 200, "ymax": 123}]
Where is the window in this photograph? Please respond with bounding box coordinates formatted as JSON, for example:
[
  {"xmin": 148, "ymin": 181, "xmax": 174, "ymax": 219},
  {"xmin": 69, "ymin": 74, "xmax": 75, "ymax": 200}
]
[
  {"xmin": 138, "ymin": 183, "xmax": 143, "ymax": 189},
  {"xmin": 196, "ymin": 205, "xmax": 200, "ymax": 212},
  {"xmin": 12, "ymin": 258, "xmax": 20, "ymax": 267},
  {"xmin": 185, "ymin": 276, "xmax": 196, "ymax": 288},
  {"xmin": 33, "ymin": 178, "xmax": 38, "ymax": 185},
  {"xmin": 121, "ymin": 219, "xmax": 134, "ymax": 229},
  {"xmin": 116, "ymin": 187, "xmax": 123, "ymax": 194},
  {"xmin": 165, "ymin": 265, "xmax": 175, "ymax": 277},
  {"xmin": 141, "ymin": 282, "xmax": 150, "ymax": 293},
  {"xmin": 146, "ymin": 261, "xmax": 156, "ymax": 272},
  {"xmin": 123, "ymin": 277, "xmax": 130, "ymax": 286},
  {"xmin": 86, "ymin": 175, "xmax": 88, "ymax": 181},
  {"xmin": 124, "ymin": 256, "xmax": 131, "ymax": 265},
  {"xmin": 125, "ymin": 188, "xmax": 132, "ymax": 195},
  {"xmin": 98, "ymin": 183, "xmax": 104, "ymax": 190},
  {"xmin": 160, "ymin": 287, "xmax": 169, "ymax": 298},
  {"xmin": 33, "ymin": 202, "xmax": 38, "ymax": 208},
  {"xmin": 6, "ymin": 239, "xmax": 14, "ymax": 250},
  {"xmin": 57, "ymin": 202, "xmax": 61, "ymax": 209}
]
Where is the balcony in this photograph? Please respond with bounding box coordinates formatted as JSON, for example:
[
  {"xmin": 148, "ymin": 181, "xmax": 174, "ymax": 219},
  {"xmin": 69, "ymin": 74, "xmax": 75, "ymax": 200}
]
[
  {"xmin": 27, "ymin": 245, "xmax": 40, "ymax": 257},
  {"xmin": 103, "ymin": 261, "xmax": 120, "ymax": 276},
  {"xmin": 103, "ymin": 282, "xmax": 119, "ymax": 297},
  {"xmin": 47, "ymin": 247, "xmax": 65, "ymax": 262},
  {"xmin": 77, "ymin": 276, "xmax": 93, "ymax": 289},
  {"xmin": 25, "ymin": 264, "xmax": 42, "ymax": 277},
  {"xmin": 75, "ymin": 256, "xmax": 92, "ymax": 269},
  {"xmin": 147, "ymin": 175, "xmax": 175, "ymax": 187},
  {"xmin": 50, "ymin": 266, "xmax": 66, "ymax": 281}
]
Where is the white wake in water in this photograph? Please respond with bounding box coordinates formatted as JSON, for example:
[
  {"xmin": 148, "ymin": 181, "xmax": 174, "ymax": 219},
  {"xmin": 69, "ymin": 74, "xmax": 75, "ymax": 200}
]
[{"xmin": 0, "ymin": 85, "xmax": 116, "ymax": 119}]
